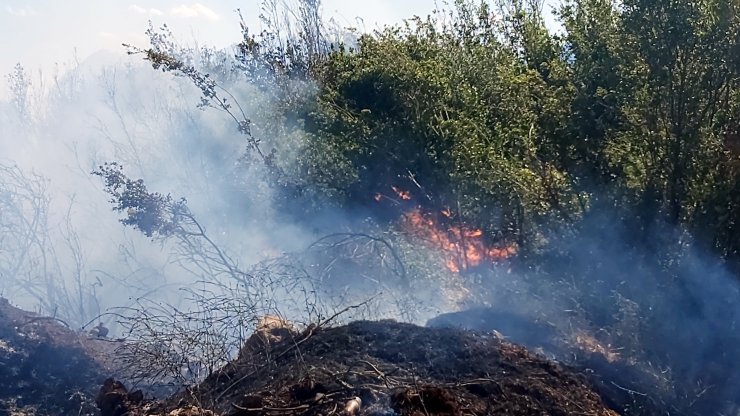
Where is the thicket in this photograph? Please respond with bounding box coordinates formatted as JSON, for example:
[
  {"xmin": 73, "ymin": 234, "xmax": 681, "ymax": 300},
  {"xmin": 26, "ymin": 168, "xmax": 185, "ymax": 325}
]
[
  {"xmin": 125, "ymin": 0, "xmax": 740, "ymax": 268},
  {"xmin": 278, "ymin": 0, "xmax": 739, "ymax": 264}
]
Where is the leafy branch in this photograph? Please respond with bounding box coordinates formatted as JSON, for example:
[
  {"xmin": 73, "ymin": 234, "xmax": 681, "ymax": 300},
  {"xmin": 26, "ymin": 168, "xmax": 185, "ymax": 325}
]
[
  {"xmin": 123, "ymin": 24, "xmax": 283, "ymax": 180},
  {"xmin": 92, "ymin": 162, "xmax": 252, "ymax": 286}
]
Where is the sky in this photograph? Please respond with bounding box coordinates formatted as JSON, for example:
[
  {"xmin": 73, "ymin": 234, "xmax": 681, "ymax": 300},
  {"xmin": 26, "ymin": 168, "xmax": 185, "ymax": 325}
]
[
  {"xmin": 0, "ymin": 1, "xmax": 561, "ymax": 98},
  {"xmin": 0, "ymin": 0, "xmax": 442, "ymax": 97}
]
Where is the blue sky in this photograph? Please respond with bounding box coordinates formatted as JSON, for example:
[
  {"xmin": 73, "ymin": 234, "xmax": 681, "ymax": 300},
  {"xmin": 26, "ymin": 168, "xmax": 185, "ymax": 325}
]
[{"xmin": 0, "ymin": 1, "xmax": 560, "ymax": 97}]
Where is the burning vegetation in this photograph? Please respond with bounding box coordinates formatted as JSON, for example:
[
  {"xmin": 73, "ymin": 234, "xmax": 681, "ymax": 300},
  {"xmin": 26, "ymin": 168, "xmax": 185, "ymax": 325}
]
[
  {"xmin": 376, "ymin": 186, "xmax": 516, "ymax": 273},
  {"xmin": 401, "ymin": 208, "xmax": 516, "ymax": 273}
]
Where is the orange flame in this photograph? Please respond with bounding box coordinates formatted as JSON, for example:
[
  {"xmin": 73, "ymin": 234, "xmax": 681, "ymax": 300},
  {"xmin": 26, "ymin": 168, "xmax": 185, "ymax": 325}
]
[
  {"xmin": 402, "ymin": 208, "xmax": 516, "ymax": 273},
  {"xmin": 391, "ymin": 186, "xmax": 412, "ymax": 200}
]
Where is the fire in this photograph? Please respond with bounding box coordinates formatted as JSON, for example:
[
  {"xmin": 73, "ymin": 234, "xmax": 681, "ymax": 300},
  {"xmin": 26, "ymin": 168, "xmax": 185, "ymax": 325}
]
[
  {"xmin": 402, "ymin": 208, "xmax": 516, "ymax": 273},
  {"xmin": 374, "ymin": 186, "xmax": 515, "ymax": 272},
  {"xmin": 391, "ymin": 186, "xmax": 412, "ymax": 200}
]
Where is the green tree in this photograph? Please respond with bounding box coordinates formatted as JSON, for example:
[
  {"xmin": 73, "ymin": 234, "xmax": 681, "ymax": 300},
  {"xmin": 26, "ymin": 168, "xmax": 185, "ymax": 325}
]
[{"xmin": 293, "ymin": 2, "xmax": 585, "ymax": 252}]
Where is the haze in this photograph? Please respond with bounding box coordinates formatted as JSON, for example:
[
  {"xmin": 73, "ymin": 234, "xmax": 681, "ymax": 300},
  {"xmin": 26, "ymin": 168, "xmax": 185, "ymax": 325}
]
[{"xmin": 0, "ymin": 0, "xmax": 444, "ymax": 97}]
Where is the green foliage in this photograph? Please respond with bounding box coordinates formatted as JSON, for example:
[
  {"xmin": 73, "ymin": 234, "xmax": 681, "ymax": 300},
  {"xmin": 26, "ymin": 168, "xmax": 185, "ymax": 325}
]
[
  {"xmin": 117, "ymin": 0, "xmax": 739, "ymax": 263},
  {"xmin": 287, "ymin": 3, "xmax": 588, "ymax": 252},
  {"xmin": 559, "ymin": 0, "xmax": 740, "ymax": 257},
  {"xmin": 267, "ymin": 0, "xmax": 739, "ymax": 262}
]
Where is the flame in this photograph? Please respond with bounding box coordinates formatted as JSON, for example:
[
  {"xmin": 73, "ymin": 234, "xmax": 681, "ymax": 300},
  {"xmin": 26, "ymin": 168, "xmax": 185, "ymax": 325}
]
[
  {"xmin": 391, "ymin": 186, "xmax": 412, "ymax": 200},
  {"xmin": 402, "ymin": 208, "xmax": 516, "ymax": 273},
  {"xmin": 373, "ymin": 186, "xmax": 515, "ymax": 272}
]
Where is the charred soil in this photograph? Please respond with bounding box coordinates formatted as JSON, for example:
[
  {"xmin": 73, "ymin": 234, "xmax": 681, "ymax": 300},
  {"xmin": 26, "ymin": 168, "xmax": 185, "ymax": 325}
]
[
  {"xmin": 0, "ymin": 297, "xmax": 117, "ymax": 415},
  {"xmin": 0, "ymin": 298, "xmax": 621, "ymax": 416},
  {"xmin": 106, "ymin": 320, "xmax": 618, "ymax": 416}
]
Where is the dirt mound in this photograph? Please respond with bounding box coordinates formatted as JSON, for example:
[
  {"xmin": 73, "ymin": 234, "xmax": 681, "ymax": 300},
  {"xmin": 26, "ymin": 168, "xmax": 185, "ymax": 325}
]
[
  {"xmin": 107, "ymin": 320, "xmax": 617, "ymax": 415},
  {"xmin": 0, "ymin": 297, "xmax": 114, "ymax": 415},
  {"xmin": 0, "ymin": 298, "xmax": 621, "ymax": 415}
]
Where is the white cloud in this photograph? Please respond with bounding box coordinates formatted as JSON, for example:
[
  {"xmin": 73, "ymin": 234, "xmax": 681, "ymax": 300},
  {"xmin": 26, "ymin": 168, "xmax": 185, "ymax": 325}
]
[
  {"xmin": 99, "ymin": 31, "xmax": 115, "ymax": 38},
  {"xmin": 6, "ymin": 6, "xmax": 37, "ymax": 17},
  {"xmin": 171, "ymin": 3, "xmax": 219, "ymax": 21},
  {"xmin": 129, "ymin": 4, "xmax": 146, "ymax": 14},
  {"xmin": 129, "ymin": 4, "xmax": 164, "ymax": 16}
]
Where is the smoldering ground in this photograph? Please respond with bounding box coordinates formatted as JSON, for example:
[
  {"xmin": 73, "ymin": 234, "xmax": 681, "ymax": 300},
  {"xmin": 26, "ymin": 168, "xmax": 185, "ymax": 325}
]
[{"xmin": 427, "ymin": 209, "xmax": 740, "ymax": 414}]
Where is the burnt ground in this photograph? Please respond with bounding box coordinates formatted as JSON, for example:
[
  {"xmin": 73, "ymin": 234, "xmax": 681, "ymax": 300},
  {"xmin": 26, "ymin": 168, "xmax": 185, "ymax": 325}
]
[
  {"xmin": 0, "ymin": 297, "xmax": 117, "ymax": 415},
  {"xmin": 99, "ymin": 320, "xmax": 618, "ymax": 416},
  {"xmin": 0, "ymin": 296, "xmax": 650, "ymax": 416}
]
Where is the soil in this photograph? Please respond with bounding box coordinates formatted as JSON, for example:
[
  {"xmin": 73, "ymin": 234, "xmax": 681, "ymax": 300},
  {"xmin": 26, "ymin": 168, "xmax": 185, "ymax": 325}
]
[
  {"xmin": 0, "ymin": 297, "xmax": 621, "ymax": 416},
  {"xmin": 121, "ymin": 320, "xmax": 617, "ymax": 416},
  {"xmin": 0, "ymin": 297, "xmax": 116, "ymax": 415}
]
